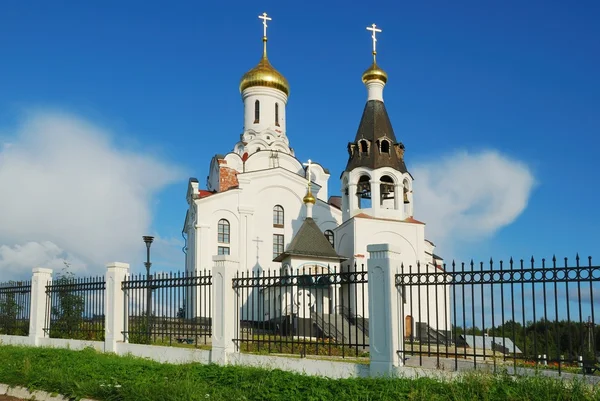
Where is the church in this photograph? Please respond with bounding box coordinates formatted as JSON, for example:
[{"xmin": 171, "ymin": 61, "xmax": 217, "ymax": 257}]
[{"xmin": 182, "ymin": 14, "xmax": 448, "ymax": 335}]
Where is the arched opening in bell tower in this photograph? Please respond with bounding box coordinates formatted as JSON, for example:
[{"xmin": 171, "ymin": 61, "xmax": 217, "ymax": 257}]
[
  {"xmin": 403, "ymin": 178, "xmax": 412, "ymax": 216},
  {"xmin": 356, "ymin": 175, "xmax": 371, "ymax": 209},
  {"xmin": 380, "ymin": 175, "xmax": 395, "ymax": 209}
]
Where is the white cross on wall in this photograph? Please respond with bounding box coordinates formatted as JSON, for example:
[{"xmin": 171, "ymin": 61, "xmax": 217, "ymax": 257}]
[
  {"xmin": 252, "ymin": 236, "xmax": 263, "ymax": 262},
  {"xmin": 366, "ymin": 23, "xmax": 382, "ymax": 54},
  {"xmin": 259, "ymin": 12, "xmax": 272, "ymax": 37}
]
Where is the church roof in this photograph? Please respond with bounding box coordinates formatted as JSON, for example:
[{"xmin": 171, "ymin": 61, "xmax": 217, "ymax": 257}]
[
  {"xmin": 344, "ymin": 99, "xmax": 408, "ymax": 173},
  {"xmin": 273, "ymin": 217, "xmax": 346, "ymax": 262}
]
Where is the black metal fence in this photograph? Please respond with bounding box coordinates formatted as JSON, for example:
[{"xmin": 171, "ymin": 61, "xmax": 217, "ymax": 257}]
[
  {"xmin": 44, "ymin": 275, "xmax": 106, "ymax": 340},
  {"xmin": 395, "ymin": 256, "xmax": 600, "ymax": 375},
  {"xmin": 122, "ymin": 271, "xmax": 212, "ymax": 347},
  {"xmin": 232, "ymin": 265, "xmax": 369, "ymax": 358},
  {"xmin": 0, "ymin": 280, "xmax": 31, "ymax": 336}
]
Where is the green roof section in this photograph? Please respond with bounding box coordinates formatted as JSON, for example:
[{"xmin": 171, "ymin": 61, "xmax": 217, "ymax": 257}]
[{"xmin": 273, "ymin": 218, "xmax": 346, "ymax": 262}]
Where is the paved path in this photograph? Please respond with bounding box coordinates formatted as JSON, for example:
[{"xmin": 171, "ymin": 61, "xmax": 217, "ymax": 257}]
[
  {"xmin": 0, "ymin": 395, "xmax": 26, "ymax": 401},
  {"xmin": 0, "ymin": 384, "xmax": 96, "ymax": 401}
]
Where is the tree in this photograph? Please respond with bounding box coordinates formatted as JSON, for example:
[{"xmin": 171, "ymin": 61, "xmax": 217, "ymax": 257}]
[
  {"xmin": 0, "ymin": 287, "xmax": 23, "ymax": 335},
  {"xmin": 50, "ymin": 267, "xmax": 85, "ymax": 339}
]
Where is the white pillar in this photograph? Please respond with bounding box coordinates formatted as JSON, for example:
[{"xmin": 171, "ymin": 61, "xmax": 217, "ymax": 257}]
[
  {"xmin": 104, "ymin": 262, "xmax": 129, "ymax": 353},
  {"xmin": 367, "ymin": 244, "xmax": 403, "ymax": 377},
  {"xmin": 370, "ymin": 179, "xmax": 380, "ymax": 215},
  {"xmin": 28, "ymin": 267, "xmax": 52, "ymax": 345},
  {"xmin": 212, "ymin": 255, "xmax": 239, "ymax": 365},
  {"xmin": 348, "ymin": 183, "xmax": 357, "ymax": 218},
  {"xmin": 238, "ymin": 205, "xmax": 255, "ymax": 270}
]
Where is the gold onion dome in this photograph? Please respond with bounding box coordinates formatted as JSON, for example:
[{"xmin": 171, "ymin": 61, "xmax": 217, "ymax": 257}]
[
  {"xmin": 240, "ymin": 38, "xmax": 290, "ymax": 96},
  {"xmin": 303, "ymin": 190, "xmax": 316, "ymax": 205},
  {"xmin": 362, "ymin": 62, "xmax": 388, "ymax": 84}
]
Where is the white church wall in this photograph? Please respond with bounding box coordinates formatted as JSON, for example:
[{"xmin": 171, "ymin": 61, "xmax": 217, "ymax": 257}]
[
  {"xmin": 187, "ymin": 168, "xmax": 342, "ymax": 321},
  {"xmin": 223, "ymin": 153, "xmax": 244, "ymax": 172},
  {"xmin": 334, "ymin": 220, "xmax": 356, "ymax": 269},
  {"xmin": 242, "ymin": 86, "xmax": 288, "ymax": 134},
  {"xmin": 308, "ymin": 163, "xmax": 330, "ymax": 201},
  {"xmin": 243, "ymin": 151, "xmax": 303, "ymax": 175}
]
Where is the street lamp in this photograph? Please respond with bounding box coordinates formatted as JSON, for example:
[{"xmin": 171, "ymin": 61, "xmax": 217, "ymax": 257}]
[
  {"xmin": 143, "ymin": 235, "xmax": 154, "ymax": 276},
  {"xmin": 142, "ymin": 235, "xmax": 154, "ymax": 343}
]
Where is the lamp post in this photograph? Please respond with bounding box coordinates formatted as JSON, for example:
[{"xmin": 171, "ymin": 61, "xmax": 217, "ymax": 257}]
[{"xmin": 143, "ymin": 235, "xmax": 154, "ymax": 343}]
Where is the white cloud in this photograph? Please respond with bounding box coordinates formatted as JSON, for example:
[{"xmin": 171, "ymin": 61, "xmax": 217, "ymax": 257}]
[
  {"xmin": 0, "ymin": 110, "xmax": 184, "ymax": 281},
  {"xmin": 412, "ymin": 150, "xmax": 536, "ymax": 255}
]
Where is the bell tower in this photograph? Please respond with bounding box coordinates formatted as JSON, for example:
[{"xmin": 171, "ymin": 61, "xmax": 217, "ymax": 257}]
[{"xmin": 341, "ymin": 24, "xmax": 414, "ymax": 222}]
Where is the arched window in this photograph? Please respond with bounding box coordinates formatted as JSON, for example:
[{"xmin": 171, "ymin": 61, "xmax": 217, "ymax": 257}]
[
  {"xmin": 273, "ymin": 205, "xmax": 284, "ymax": 227},
  {"xmin": 324, "ymin": 230, "xmax": 334, "ymax": 247},
  {"xmin": 275, "ymin": 103, "xmax": 280, "ymax": 126},
  {"xmin": 380, "ymin": 139, "xmax": 390, "ymax": 154},
  {"xmin": 254, "ymin": 100, "xmax": 260, "ymax": 123},
  {"xmin": 217, "ymin": 219, "xmax": 230, "ymax": 255},
  {"xmin": 359, "ymin": 140, "xmax": 369, "ymax": 155}
]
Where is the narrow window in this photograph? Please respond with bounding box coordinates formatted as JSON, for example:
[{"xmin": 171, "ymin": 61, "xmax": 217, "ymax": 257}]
[
  {"xmin": 218, "ymin": 219, "xmax": 230, "ymax": 255},
  {"xmin": 273, "ymin": 205, "xmax": 284, "ymax": 227},
  {"xmin": 275, "ymin": 103, "xmax": 280, "ymax": 126},
  {"xmin": 324, "ymin": 230, "xmax": 334, "ymax": 247},
  {"xmin": 360, "ymin": 140, "xmax": 368, "ymax": 154},
  {"xmin": 273, "ymin": 234, "xmax": 284, "ymax": 259},
  {"xmin": 254, "ymin": 100, "xmax": 260, "ymax": 123},
  {"xmin": 380, "ymin": 139, "xmax": 390, "ymax": 154}
]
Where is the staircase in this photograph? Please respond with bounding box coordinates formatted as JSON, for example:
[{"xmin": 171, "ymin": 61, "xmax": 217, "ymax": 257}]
[
  {"xmin": 311, "ymin": 312, "xmax": 369, "ymax": 347},
  {"xmin": 415, "ymin": 322, "xmax": 450, "ymax": 345}
]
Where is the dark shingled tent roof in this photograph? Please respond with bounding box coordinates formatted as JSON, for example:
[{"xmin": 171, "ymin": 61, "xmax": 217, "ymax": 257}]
[
  {"xmin": 273, "ymin": 218, "xmax": 346, "ymax": 262},
  {"xmin": 345, "ymin": 99, "xmax": 408, "ymax": 173}
]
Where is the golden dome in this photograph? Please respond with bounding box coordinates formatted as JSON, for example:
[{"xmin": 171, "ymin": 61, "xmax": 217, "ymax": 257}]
[
  {"xmin": 303, "ymin": 189, "xmax": 316, "ymax": 205},
  {"xmin": 362, "ymin": 62, "xmax": 388, "ymax": 84},
  {"xmin": 240, "ymin": 38, "xmax": 290, "ymax": 96}
]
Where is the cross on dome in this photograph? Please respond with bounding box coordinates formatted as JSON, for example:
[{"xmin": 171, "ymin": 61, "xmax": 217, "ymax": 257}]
[
  {"xmin": 303, "ymin": 159, "xmax": 313, "ymax": 187},
  {"xmin": 366, "ymin": 23, "xmax": 382, "ymax": 62},
  {"xmin": 259, "ymin": 12, "xmax": 272, "ymax": 38}
]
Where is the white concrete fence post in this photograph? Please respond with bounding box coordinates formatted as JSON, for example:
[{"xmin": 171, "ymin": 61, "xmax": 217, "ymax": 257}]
[
  {"xmin": 367, "ymin": 244, "xmax": 403, "ymax": 377},
  {"xmin": 104, "ymin": 262, "xmax": 130, "ymax": 353},
  {"xmin": 212, "ymin": 255, "xmax": 239, "ymax": 365},
  {"xmin": 28, "ymin": 268, "xmax": 53, "ymax": 346}
]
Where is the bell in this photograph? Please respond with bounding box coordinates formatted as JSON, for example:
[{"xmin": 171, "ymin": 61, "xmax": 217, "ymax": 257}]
[
  {"xmin": 380, "ymin": 183, "xmax": 394, "ymax": 200},
  {"xmin": 403, "ymin": 190, "xmax": 410, "ymax": 204}
]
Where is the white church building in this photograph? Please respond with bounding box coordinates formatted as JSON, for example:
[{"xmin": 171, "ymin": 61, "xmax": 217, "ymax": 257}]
[{"xmin": 182, "ymin": 15, "xmax": 449, "ymax": 339}]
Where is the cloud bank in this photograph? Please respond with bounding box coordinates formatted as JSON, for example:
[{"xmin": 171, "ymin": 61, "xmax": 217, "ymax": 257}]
[
  {"xmin": 0, "ymin": 110, "xmax": 535, "ymax": 281},
  {"xmin": 412, "ymin": 150, "xmax": 536, "ymax": 255},
  {"xmin": 0, "ymin": 111, "xmax": 183, "ymax": 280}
]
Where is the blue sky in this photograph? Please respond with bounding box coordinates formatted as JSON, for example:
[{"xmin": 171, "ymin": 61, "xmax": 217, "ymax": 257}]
[{"xmin": 0, "ymin": 1, "xmax": 598, "ymax": 278}]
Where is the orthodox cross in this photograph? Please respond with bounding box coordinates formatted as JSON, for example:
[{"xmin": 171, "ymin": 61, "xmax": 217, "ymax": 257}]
[
  {"xmin": 252, "ymin": 236, "xmax": 263, "ymax": 262},
  {"xmin": 366, "ymin": 23, "xmax": 382, "ymax": 60},
  {"xmin": 259, "ymin": 12, "xmax": 272, "ymax": 38},
  {"xmin": 303, "ymin": 159, "xmax": 313, "ymax": 187}
]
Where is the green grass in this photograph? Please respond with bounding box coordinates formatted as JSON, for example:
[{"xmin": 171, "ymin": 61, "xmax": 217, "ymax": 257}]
[{"xmin": 0, "ymin": 344, "xmax": 598, "ymax": 401}]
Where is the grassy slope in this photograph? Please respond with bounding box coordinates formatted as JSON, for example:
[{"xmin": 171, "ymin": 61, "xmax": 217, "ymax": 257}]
[{"xmin": 0, "ymin": 345, "xmax": 598, "ymax": 401}]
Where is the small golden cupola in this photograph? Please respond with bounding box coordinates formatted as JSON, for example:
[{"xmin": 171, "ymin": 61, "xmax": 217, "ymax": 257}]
[
  {"xmin": 239, "ymin": 13, "xmax": 289, "ymax": 96},
  {"xmin": 362, "ymin": 62, "xmax": 388, "ymax": 84}
]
